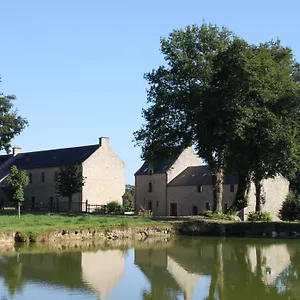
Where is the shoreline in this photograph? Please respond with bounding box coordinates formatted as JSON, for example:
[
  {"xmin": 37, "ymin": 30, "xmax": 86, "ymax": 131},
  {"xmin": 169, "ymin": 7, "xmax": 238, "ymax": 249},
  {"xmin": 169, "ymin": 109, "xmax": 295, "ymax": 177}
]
[{"xmin": 2, "ymin": 218, "xmax": 300, "ymax": 246}]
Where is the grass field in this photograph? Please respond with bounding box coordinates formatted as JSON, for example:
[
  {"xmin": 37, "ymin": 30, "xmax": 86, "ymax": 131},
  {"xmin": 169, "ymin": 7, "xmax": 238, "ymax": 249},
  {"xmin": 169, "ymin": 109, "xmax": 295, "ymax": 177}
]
[{"xmin": 0, "ymin": 210, "xmax": 170, "ymax": 237}]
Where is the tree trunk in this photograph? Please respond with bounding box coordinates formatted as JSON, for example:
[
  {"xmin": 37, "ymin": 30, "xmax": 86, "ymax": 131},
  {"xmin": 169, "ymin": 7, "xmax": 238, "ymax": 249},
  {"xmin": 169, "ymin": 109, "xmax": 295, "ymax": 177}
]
[
  {"xmin": 254, "ymin": 179, "xmax": 262, "ymax": 212},
  {"xmin": 216, "ymin": 242, "xmax": 224, "ymax": 300},
  {"xmin": 231, "ymin": 173, "xmax": 251, "ymax": 211},
  {"xmin": 212, "ymin": 169, "xmax": 224, "ymax": 213},
  {"xmin": 68, "ymin": 196, "xmax": 72, "ymax": 212},
  {"xmin": 18, "ymin": 203, "xmax": 21, "ymax": 218}
]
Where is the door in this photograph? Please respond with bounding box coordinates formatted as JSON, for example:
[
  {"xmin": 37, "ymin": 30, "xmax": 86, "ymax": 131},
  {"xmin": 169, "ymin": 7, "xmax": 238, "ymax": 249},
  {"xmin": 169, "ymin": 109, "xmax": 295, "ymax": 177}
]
[
  {"xmin": 31, "ymin": 196, "xmax": 35, "ymax": 210},
  {"xmin": 192, "ymin": 205, "xmax": 198, "ymax": 215},
  {"xmin": 170, "ymin": 203, "xmax": 177, "ymax": 216}
]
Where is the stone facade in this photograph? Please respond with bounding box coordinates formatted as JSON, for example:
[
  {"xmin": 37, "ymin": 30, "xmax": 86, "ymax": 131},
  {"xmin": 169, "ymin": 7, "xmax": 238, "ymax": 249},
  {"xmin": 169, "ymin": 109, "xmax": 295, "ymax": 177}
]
[
  {"xmin": 167, "ymin": 183, "xmax": 238, "ymax": 216},
  {"xmin": 82, "ymin": 137, "xmax": 125, "ymax": 207},
  {"xmin": 135, "ymin": 147, "xmax": 200, "ymax": 216}
]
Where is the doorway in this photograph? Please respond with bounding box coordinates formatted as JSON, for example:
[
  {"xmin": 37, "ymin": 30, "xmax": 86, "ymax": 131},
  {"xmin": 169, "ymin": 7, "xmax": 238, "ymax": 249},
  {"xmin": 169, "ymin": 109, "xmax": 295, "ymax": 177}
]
[
  {"xmin": 192, "ymin": 205, "xmax": 198, "ymax": 215},
  {"xmin": 170, "ymin": 203, "xmax": 178, "ymax": 216}
]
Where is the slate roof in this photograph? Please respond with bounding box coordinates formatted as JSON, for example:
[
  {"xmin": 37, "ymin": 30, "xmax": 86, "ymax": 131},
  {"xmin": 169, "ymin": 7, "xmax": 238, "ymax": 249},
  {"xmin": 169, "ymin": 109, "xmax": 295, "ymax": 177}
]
[
  {"xmin": 168, "ymin": 165, "xmax": 238, "ymax": 186},
  {"xmin": 0, "ymin": 154, "xmax": 12, "ymax": 166},
  {"xmin": 135, "ymin": 149, "xmax": 185, "ymax": 176},
  {"xmin": 0, "ymin": 144, "xmax": 99, "ymax": 178}
]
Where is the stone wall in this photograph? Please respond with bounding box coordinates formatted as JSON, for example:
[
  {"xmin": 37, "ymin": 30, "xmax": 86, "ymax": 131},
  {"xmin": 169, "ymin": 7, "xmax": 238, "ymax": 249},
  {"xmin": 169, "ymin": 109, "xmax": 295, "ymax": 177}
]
[{"xmin": 82, "ymin": 137, "xmax": 125, "ymax": 207}]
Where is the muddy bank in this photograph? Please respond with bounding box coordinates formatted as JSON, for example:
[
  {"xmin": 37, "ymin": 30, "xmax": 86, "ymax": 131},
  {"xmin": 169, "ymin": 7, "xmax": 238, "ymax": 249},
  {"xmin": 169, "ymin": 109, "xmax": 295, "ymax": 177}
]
[{"xmin": 0, "ymin": 226, "xmax": 174, "ymax": 245}]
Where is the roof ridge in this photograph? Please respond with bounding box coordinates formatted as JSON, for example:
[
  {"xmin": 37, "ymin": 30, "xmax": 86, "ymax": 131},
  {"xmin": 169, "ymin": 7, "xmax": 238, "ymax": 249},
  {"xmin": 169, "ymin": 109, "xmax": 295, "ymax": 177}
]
[{"xmin": 18, "ymin": 144, "xmax": 99, "ymax": 155}]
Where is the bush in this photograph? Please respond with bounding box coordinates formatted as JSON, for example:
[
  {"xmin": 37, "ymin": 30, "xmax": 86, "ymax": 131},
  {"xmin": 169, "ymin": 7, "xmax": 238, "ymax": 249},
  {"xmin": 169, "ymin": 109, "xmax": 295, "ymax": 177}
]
[
  {"xmin": 279, "ymin": 191, "xmax": 300, "ymax": 221},
  {"xmin": 247, "ymin": 211, "xmax": 272, "ymax": 222},
  {"xmin": 203, "ymin": 210, "xmax": 234, "ymax": 221},
  {"xmin": 138, "ymin": 209, "xmax": 153, "ymax": 217},
  {"xmin": 106, "ymin": 201, "xmax": 124, "ymax": 215}
]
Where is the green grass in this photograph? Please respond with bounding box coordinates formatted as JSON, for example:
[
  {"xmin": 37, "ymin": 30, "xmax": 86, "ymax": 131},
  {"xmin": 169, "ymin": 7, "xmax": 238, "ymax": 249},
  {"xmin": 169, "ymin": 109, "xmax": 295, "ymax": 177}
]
[{"xmin": 0, "ymin": 210, "xmax": 170, "ymax": 238}]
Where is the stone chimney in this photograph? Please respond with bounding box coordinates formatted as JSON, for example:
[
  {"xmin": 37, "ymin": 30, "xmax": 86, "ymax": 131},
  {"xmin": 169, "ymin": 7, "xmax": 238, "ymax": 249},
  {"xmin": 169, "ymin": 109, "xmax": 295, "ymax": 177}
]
[
  {"xmin": 13, "ymin": 146, "xmax": 22, "ymax": 156},
  {"xmin": 99, "ymin": 137, "xmax": 109, "ymax": 147}
]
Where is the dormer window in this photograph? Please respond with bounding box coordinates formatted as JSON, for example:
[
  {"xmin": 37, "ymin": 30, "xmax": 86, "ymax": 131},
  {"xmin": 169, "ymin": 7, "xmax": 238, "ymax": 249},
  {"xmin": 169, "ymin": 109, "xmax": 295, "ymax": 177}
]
[{"xmin": 149, "ymin": 169, "xmax": 153, "ymax": 175}]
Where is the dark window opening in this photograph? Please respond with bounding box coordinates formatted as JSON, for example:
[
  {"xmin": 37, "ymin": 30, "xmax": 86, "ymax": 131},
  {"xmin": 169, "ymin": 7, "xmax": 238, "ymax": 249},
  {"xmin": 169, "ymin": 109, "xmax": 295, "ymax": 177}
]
[
  {"xmin": 197, "ymin": 185, "xmax": 203, "ymax": 192},
  {"xmin": 205, "ymin": 202, "xmax": 210, "ymax": 210},
  {"xmin": 41, "ymin": 172, "xmax": 45, "ymax": 182},
  {"xmin": 54, "ymin": 171, "xmax": 58, "ymax": 181},
  {"xmin": 29, "ymin": 173, "xmax": 32, "ymax": 183},
  {"xmin": 31, "ymin": 196, "xmax": 35, "ymax": 209},
  {"xmin": 148, "ymin": 182, "xmax": 152, "ymax": 192},
  {"xmin": 149, "ymin": 169, "xmax": 153, "ymax": 175},
  {"xmin": 156, "ymin": 201, "xmax": 159, "ymax": 208},
  {"xmin": 148, "ymin": 201, "xmax": 152, "ymax": 211},
  {"xmin": 230, "ymin": 185, "xmax": 235, "ymax": 192}
]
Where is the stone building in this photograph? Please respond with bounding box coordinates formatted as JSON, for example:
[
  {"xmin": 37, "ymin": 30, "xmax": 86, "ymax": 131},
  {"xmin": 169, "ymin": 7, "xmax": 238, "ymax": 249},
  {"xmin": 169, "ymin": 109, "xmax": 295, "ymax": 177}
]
[
  {"xmin": 0, "ymin": 137, "xmax": 125, "ymax": 212},
  {"xmin": 135, "ymin": 148, "xmax": 289, "ymax": 220}
]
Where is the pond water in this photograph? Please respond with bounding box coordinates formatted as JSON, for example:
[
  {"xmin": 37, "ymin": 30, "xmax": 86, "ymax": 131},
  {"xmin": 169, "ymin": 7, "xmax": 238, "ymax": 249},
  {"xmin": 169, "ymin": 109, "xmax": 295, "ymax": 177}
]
[{"xmin": 0, "ymin": 237, "xmax": 300, "ymax": 299}]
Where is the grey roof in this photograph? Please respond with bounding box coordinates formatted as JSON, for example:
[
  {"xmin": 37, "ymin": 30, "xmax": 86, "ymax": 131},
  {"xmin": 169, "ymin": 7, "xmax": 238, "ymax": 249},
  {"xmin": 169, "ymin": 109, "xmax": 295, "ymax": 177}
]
[
  {"xmin": 0, "ymin": 144, "xmax": 99, "ymax": 178},
  {"xmin": 168, "ymin": 165, "xmax": 238, "ymax": 186},
  {"xmin": 0, "ymin": 154, "xmax": 12, "ymax": 166},
  {"xmin": 135, "ymin": 149, "xmax": 185, "ymax": 176}
]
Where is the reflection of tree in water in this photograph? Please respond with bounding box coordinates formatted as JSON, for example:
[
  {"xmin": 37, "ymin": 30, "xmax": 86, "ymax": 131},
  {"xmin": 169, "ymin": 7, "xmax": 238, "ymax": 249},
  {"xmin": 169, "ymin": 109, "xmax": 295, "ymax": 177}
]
[
  {"xmin": 3, "ymin": 254, "xmax": 25, "ymax": 297},
  {"xmin": 273, "ymin": 244, "xmax": 300, "ymax": 299}
]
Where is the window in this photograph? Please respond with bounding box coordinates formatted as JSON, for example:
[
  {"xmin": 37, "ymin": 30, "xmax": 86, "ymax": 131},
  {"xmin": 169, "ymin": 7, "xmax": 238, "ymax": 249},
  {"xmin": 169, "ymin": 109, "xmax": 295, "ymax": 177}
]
[
  {"xmin": 197, "ymin": 185, "xmax": 203, "ymax": 192},
  {"xmin": 230, "ymin": 185, "xmax": 235, "ymax": 192},
  {"xmin": 29, "ymin": 173, "xmax": 32, "ymax": 183},
  {"xmin": 156, "ymin": 201, "xmax": 159, "ymax": 208},
  {"xmin": 41, "ymin": 172, "xmax": 45, "ymax": 182},
  {"xmin": 149, "ymin": 169, "xmax": 153, "ymax": 175},
  {"xmin": 224, "ymin": 203, "xmax": 228, "ymax": 212},
  {"xmin": 54, "ymin": 171, "xmax": 58, "ymax": 181},
  {"xmin": 148, "ymin": 182, "xmax": 152, "ymax": 192},
  {"xmin": 205, "ymin": 202, "xmax": 210, "ymax": 210},
  {"xmin": 148, "ymin": 201, "xmax": 152, "ymax": 211}
]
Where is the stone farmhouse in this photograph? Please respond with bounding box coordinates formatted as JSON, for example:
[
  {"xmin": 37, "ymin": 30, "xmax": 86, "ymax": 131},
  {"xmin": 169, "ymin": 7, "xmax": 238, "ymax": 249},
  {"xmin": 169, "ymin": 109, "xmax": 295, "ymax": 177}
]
[
  {"xmin": 135, "ymin": 147, "xmax": 289, "ymax": 220},
  {"xmin": 0, "ymin": 137, "xmax": 125, "ymax": 212}
]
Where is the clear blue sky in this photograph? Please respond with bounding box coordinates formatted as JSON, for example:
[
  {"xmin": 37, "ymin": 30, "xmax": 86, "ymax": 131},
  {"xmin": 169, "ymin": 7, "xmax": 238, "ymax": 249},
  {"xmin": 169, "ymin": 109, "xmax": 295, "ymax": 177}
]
[{"xmin": 0, "ymin": 1, "xmax": 299, "ymax": 184}]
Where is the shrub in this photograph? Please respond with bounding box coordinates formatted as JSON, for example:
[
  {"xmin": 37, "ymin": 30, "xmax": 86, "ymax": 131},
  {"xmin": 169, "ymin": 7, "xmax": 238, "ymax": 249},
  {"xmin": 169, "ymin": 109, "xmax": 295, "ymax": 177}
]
[
  {"xmin": 106, "ymin": 201, "xmax": 124, "ymax": 215},
  {"xmin": 203, "ymin": 210, "xmax": 234, "ymax": 221},
  {"xmin": 138, "ymin": 209, "xmax": 153, "ymax": 217},
  {"xmin": 279, "ymin": 191, "xmax": 300, "ymax": 221},
  {"xmin": 247, "ymin": 211, "xmax": 272, "ymax": 222}
]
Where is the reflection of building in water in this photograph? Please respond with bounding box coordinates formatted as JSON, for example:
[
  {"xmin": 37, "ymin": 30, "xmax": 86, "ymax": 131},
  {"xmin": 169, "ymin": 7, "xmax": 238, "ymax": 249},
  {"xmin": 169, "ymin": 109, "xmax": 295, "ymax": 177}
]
[
  {"xmin": 81, "ymin": 250, "xmax": 125, "ymax": 300},
  {"xmin": 167, "ymin": 256, "xmax": 201, "ymax": 300},
  {"xmin": 247, "ymin": 244, "xmax": 291, "ymax": 285},
  {"xmin": 135, "ymin": 248, "xmax": 201, "ymax": 299}
]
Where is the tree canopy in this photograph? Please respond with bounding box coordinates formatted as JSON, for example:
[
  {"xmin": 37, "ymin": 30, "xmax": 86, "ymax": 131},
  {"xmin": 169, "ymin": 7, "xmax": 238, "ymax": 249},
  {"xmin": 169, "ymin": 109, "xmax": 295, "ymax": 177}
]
[
  {"xmin": 0, "ymin": 78, "xmax": 28, "ymax": 153},
  {"xmin": 134, "ymin": 23, "xmax": 300, "ymax": 213},
  {"xmin": 54, "ymin": 165, "xmax": 85, "ymax": 212},
  {"xmin": 6, "ymin": 165, "xmax": 29, "ymax": 217}
]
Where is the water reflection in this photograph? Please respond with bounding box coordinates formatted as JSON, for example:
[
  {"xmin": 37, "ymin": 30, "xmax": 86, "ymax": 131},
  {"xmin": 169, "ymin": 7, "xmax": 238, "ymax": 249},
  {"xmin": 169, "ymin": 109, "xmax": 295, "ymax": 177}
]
[{"xmin": 0, "ymin": 238, "xmax": 300, "ymax": 299}]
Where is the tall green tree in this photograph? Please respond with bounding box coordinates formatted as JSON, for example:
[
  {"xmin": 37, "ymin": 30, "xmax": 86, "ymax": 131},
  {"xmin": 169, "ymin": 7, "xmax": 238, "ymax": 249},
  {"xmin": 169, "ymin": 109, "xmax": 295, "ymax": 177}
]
[
  {"xmin": 209, "ymin": 39, "xmax": 300, "ymax": 212},
  {"xmin": 134, "ymin": 23, "xmax": 236, "ymax": 212},
  {"xmin": 123, "ymin": 184, "xmax": 135, "ymax": 211},
  {"xmin": 55, "ymin": 165, "xmax": 85, "ymax": 212},
  {"xmin": 0, "ymin": 78, "xmax": 28, "ymax": 153},
  {"xmin": 6, "ymin": 165, "xmax": 29, "ymax": 217}
]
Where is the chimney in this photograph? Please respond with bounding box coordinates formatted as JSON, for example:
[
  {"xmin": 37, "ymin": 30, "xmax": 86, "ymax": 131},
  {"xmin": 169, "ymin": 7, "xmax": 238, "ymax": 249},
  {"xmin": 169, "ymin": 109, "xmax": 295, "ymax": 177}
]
[
  {"xmin": 99, "ymin": 137, "xmax": 109, "ymax": 147},
  {"xmin": 13, "ymin": 146, "xmax": 22, "ymax": 156}
]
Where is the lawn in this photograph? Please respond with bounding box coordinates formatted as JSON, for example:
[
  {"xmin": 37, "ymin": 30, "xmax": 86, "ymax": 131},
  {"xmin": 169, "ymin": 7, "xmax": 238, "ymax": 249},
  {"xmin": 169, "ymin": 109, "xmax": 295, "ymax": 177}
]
[{"xmin": 0, "ymin": 210, "xmax": 170, "ymax": 236}]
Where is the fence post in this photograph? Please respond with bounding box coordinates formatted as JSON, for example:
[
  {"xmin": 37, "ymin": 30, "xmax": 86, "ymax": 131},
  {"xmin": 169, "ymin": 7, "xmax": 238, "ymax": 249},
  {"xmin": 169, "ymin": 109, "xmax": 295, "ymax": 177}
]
[{"xmin": 85, "ymin": 200, "xmax": 88, "ymax": 213}]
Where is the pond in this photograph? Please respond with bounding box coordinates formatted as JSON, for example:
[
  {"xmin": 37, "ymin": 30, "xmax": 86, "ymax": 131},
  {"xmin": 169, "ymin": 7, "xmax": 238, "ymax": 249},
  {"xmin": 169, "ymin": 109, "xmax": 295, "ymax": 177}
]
[{"xmin": 0, "ymin": 237, "xmax": 299, "ymax": 299}]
